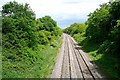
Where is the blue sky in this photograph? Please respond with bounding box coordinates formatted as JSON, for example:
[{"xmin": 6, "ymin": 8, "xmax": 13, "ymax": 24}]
[{"xmin": 0, "ymin": 0, "xmax": 109, "ymax": 29}]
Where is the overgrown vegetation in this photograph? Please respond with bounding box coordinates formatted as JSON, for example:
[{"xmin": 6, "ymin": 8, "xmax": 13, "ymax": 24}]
[
  {"xmin": 0, "ymin": 11, "xmax": 2, "ymax": 79},
  {"xmin": 64, "ymin": 1, "xmax": 120, "ymax": 79},
  {"xmin": 2, "ymin": 1, "xmax": 62, "ymax": 78}
]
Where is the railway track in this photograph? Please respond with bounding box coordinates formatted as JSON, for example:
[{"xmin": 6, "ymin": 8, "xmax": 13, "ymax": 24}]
[{"xmin": 51, "ymin": 33, "xmax": 106, "ymax": 79}]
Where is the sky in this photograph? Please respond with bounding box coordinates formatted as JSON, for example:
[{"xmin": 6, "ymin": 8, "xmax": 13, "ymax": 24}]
[{"xmin": 0, "ymin": 0, "xmax": 109, "ymax": 29}]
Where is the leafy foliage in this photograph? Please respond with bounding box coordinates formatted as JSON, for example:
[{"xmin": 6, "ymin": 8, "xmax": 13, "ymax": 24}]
[
  {"xmin": 38, "ymin": 16, "xmax": 57, "ymax": 31},
  {"xmin": 2, "ymin": 1, "xmax": 62, "ymax": 78},
  {"xmin": 64, "ymin": 23, "xmax": 87, "ymax": 36},
  {"xmin": 85, "ymin": 3, "xmax": 111, "ymax": 42},
  {"xmin": 2, "ymin": 1, "xmax": 36, "ymax": 48}
]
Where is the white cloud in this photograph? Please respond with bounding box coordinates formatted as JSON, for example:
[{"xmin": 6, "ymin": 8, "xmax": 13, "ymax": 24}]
[{"xmin": 1, "ymin": 0, "xmax": 109, "ymax": 28}]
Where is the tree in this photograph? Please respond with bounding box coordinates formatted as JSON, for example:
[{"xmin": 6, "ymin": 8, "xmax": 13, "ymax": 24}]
[
  {"xmin": 38, "ymin": 16, "xmax": 57, "ymax": 31},
  {"xmin": 2, "ymin": 1, "xmax": 37, "ymax": 48},
  {"xmin": 85, "ymin": 3, "xmax": 111, "ymax": 42},
  {"xmin": 64, "ymin": 23, "xmax": 87, "ymax": 36}
]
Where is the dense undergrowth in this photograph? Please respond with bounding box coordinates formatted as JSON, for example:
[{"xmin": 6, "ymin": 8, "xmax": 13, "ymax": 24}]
[
  {"xmin": 0, "ymin": 13, "xmax": 2, "ymax": 79},
  {"xmin": 2, "ymin": 37, "xmax": 61, "ymax": 78},
  {"xmin": 2, "ymin": 1, "xmax": 62, "ymax": 78},
  {"xmin": 64, "ymin": 1, "xmax": 120, "ymax": 79}
]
